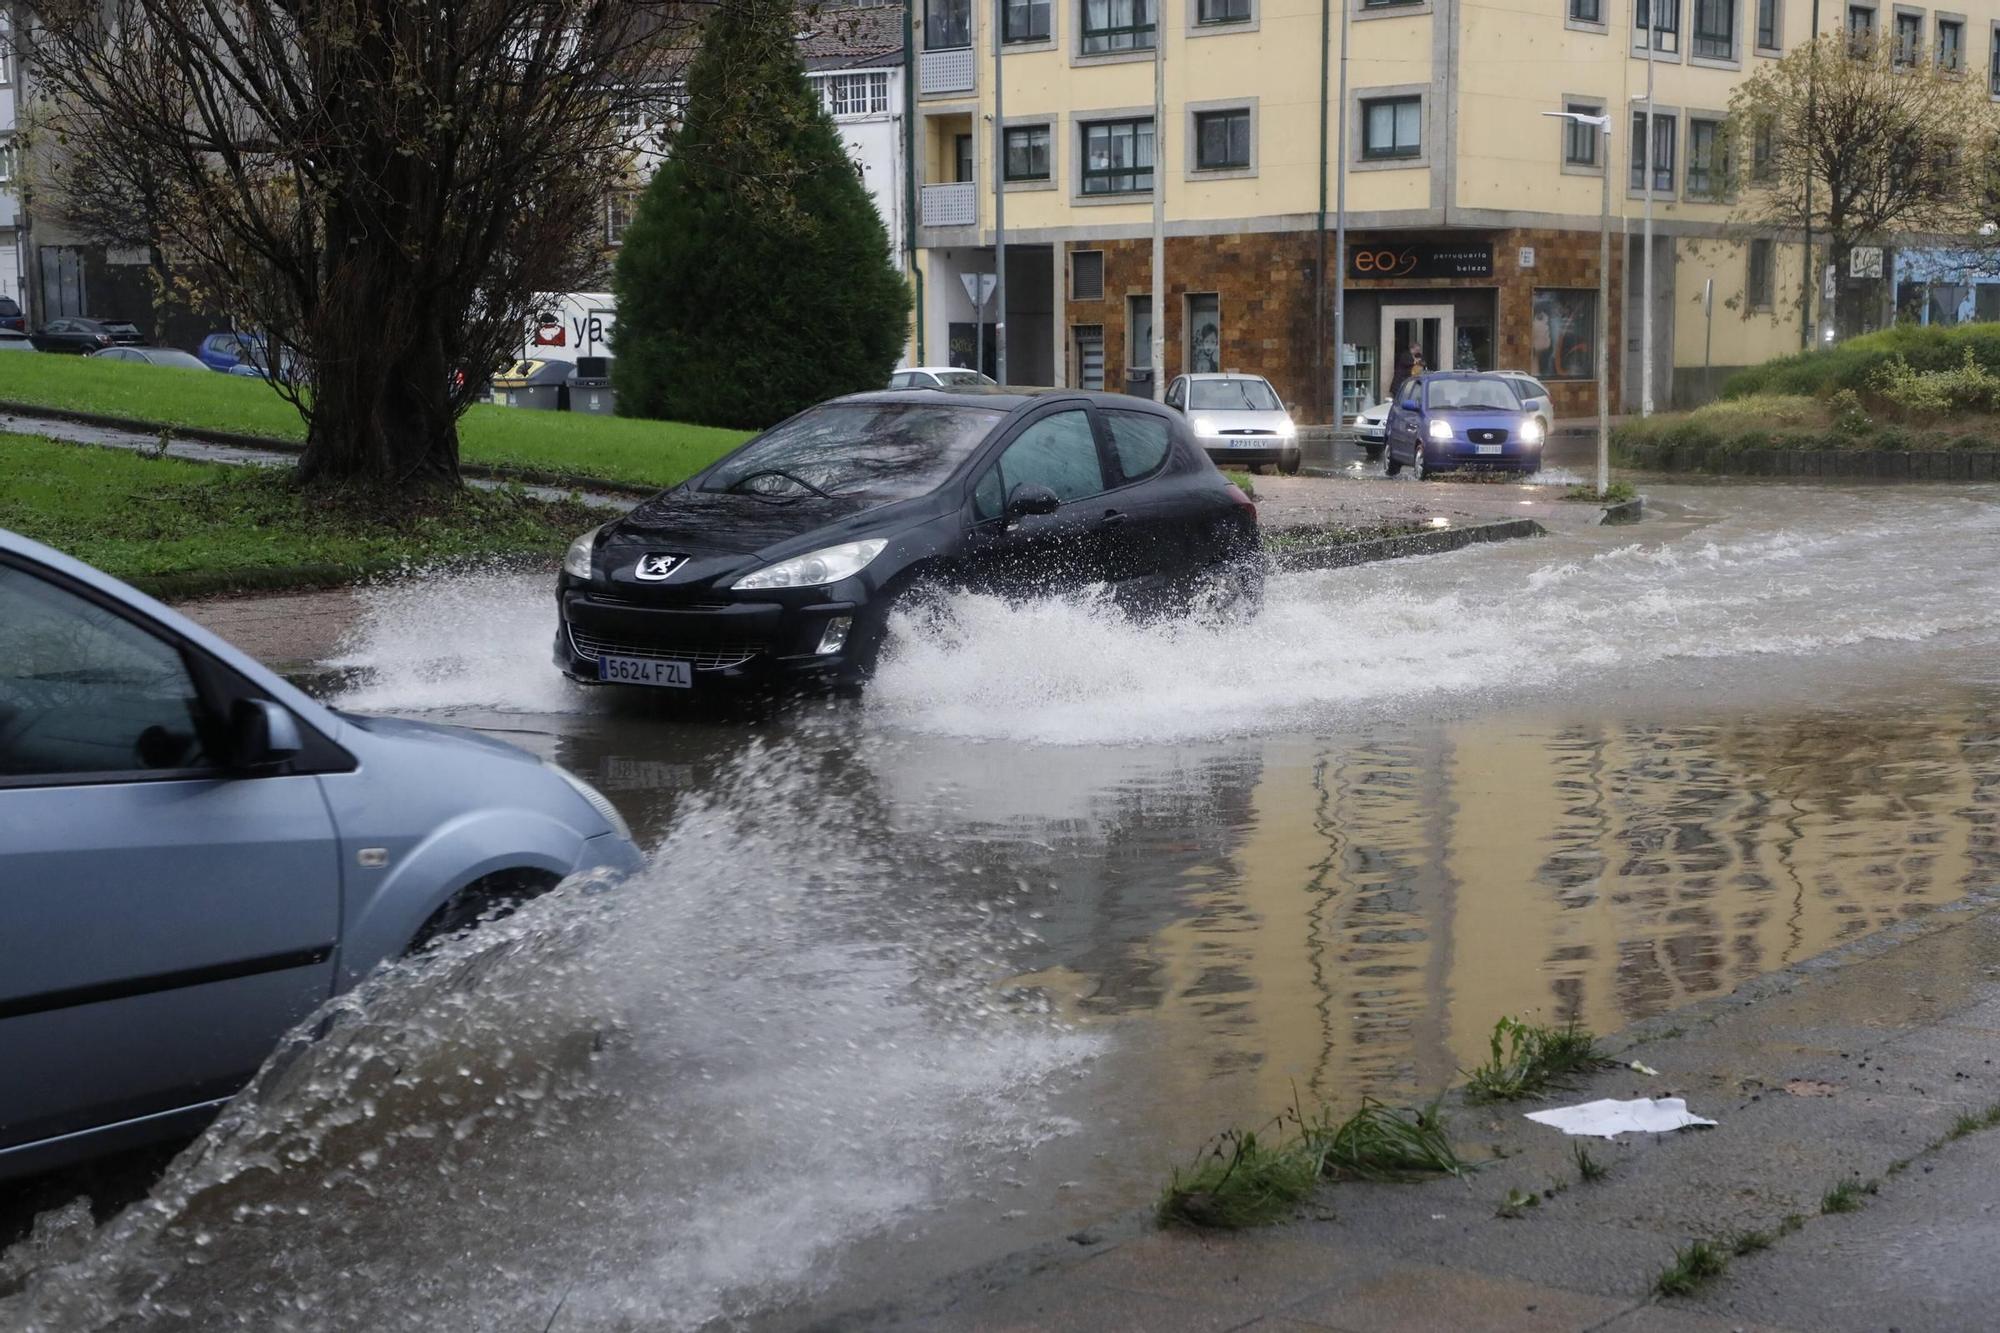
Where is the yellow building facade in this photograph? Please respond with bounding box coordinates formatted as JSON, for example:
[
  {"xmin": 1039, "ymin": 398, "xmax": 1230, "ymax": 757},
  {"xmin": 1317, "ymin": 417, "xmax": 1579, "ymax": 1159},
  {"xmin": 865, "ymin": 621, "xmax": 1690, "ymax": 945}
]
[{"xmin": 907, "ymin": 0, "xmax": 1842, "ymax": 420}]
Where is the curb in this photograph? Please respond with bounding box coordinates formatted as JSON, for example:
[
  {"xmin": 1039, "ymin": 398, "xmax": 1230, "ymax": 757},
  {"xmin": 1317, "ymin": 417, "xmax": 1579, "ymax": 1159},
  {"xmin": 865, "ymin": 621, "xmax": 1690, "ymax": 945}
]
[
  {"xmin": 1599, "ymin": 496, "xmax": 1645, "ymax": 524},
  {"xmin": 0, "ymin": 399, "xmax": 662, "ymax": 499},
  {"xmin": 1270, "ymin": 517, "xmax": 1546, "ymax": 573},
  {"xmin": 1611, "ymin": 439, "xmax": 2000, "ymax": 480}
]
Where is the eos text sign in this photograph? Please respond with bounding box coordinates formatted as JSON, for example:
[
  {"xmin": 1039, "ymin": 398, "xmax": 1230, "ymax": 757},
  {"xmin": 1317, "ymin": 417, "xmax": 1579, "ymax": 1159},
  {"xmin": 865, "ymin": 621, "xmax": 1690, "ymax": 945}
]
[{"xmin": 1348, "ymin": 244, "xmax": 1494, "ymax": 280}]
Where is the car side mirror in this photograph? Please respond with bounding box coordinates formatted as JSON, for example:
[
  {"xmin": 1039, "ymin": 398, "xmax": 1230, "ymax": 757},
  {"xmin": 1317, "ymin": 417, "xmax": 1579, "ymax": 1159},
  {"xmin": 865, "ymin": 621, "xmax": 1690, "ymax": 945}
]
[
  {"xmin": 1401, "ymin": 398, "xmax": 1419, "ymax": 411},
  {"xmin": 229, "ymin": 697, "xmax": 303, "ymax": 770},
  {"xmin": 1005, "ymin": 482, "xmax": 1061, "ymax": 519}
]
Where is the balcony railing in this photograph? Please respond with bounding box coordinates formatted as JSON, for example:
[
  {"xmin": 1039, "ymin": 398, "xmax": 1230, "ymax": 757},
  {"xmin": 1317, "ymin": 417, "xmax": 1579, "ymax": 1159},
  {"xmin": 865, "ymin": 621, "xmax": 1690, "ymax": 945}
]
[
  {"xmin": 920, "ymin": 47, "xmax": 975, "ymax": 95},
  {"xmin": 920, "ymin": 182, "xmax": 977, "ymax": 228}
]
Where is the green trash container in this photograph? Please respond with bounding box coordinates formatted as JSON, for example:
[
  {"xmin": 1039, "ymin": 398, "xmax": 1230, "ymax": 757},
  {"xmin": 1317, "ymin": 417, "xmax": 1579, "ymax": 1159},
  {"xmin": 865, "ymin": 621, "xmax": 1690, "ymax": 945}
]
[
  {"xmin": 570, "ymin": 356, "xmax": 616, "ymax": 415},
  {"xmin": 492, "ymin": 358, "xmax": 573, "ymax": 410}
]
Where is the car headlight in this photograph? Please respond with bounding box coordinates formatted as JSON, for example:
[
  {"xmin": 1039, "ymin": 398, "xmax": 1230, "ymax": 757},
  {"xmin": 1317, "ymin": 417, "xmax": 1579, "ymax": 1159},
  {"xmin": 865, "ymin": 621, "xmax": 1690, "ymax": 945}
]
[
  {"xmin": 1519, "ymin": 418, "xmax": 1544, "ymax": 445},
  {"xmin": 1278, "ymin": 419, "xmax": 1297, "ymax": 439},
  {"xmin": 1427, "ymin": 419, "xmax": 1454, "ymax": 442},
  {"xmin": 563, "ymin": 526, "xmax": 602, "ymax": 580},
  {"xmin": 549, "ymin": 763, "xmax": 632, "ymax": 843},
  {"xmin": 732, "ymin": 538, "xmax": 887, "ymax": 591},
  {"xmin": 1192, "ymin": 416, "xmax": 1219, "ymax": 436}
]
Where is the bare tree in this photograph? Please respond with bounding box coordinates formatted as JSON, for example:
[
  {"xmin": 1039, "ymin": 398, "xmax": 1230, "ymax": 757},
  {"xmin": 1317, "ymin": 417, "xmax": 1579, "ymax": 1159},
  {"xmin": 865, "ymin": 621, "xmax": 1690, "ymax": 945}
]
[
  {"xmin": 1727, "ymin": 32, "xmax": 1994, "ymax": 337},
  {"xmin": 24, "ymin": 0, "xmax": 705, "ymax": 491}
]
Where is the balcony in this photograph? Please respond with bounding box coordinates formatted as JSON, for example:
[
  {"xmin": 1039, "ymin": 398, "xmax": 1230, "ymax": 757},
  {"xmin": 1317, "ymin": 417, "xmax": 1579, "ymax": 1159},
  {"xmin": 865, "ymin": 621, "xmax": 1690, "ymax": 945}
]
[
  {"xmin": 920, "ymin": 47, "xmax": 975, "ymax": 95},
  {"xmin": 920, "ymin": 182, "xmax": 977, "ymax": 228}
]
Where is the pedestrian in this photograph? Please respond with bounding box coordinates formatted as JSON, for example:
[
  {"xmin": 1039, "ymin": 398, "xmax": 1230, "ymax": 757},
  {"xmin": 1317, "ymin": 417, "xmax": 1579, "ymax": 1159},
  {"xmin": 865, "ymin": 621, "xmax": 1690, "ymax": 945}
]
[{"xmin": 1391, "ymin": 343, "xmax": 1423, "ymax": 400}]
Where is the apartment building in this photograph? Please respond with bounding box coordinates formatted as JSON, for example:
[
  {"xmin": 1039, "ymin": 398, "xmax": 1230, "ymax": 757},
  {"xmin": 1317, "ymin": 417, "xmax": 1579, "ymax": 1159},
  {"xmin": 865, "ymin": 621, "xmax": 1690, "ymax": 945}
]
[
  {"xmin": 908, "ymin": 0, "xmax": 1845, "ymax": 419},
  {"xmin": 0, "ymin": 9, "xmax": 21, "ymax": 311}
]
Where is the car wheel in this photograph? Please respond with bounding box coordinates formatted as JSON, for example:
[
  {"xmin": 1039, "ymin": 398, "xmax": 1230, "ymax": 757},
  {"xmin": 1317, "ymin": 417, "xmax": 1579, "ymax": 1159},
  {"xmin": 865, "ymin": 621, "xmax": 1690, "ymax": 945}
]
[
  {"xmin": 1384, "ymin": 452, "xmax": 1403, "ymax": 477},
  {"xmin": 409, "ymin": 868, "xmax": 562, "ymax": 953},
  {"xmin": 849, "ymin": 577, "xmax": 953, "ymax": 682},
  {"xmin": 1278, "ymin": 451, "xmax": 1302, "ymax": 475},
  {"xmin": 1413, "ymin": 442, "xmax": 1429, "ymax": 481}
]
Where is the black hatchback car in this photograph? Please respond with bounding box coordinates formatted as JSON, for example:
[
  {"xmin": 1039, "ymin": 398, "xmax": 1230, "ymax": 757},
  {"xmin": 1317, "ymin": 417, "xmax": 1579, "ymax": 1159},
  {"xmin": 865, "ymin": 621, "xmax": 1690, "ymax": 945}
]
[
  {"xmin": 29, "ymin": 317, "xmax": 146, "ymax": 354},
  {"xmin": 556, "ymin": 389, "xmax": 1262, "ymax": 690}
]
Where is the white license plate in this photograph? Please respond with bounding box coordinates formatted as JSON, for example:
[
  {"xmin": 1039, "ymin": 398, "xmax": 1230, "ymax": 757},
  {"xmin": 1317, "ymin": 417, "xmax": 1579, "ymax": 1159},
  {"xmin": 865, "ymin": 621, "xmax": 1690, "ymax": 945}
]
[
  {"xmin": 1476, "ymin": 443, "xmax": 1504, "ymax": 455},
  {"xmin": 597, "ymin": 654, "xmax": 692, "ymax": 688},
  {"xmin": 1230, "ymin": 438, "xmax": 1260, "ymax": 449}
]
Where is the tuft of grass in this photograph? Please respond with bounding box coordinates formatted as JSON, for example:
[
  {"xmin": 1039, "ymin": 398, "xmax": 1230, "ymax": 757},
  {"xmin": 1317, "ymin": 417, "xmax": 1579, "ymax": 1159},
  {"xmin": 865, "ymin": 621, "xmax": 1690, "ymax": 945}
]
[
  {"xmin": 1945, "ymin": 1102, "xmax": 2000, "ymax": 1141},
  {"xmin": 1496, "ymin": 1187, "xmax": 1540, "ymax": 1219},
  {"xmin": 1560, "ymin": 480, "xmax": 1637, "ymax": 503},
  {"xmin": 1729, "ymin": 1228, "xmax": 1775, "ymax": 1256},
  {"xmin": 1314, "ymin": 1095, "xmax": 1472, "ymax": 1182},
  {"xmin": 1157, "ymin": 1128, "xmax": 1322, "ymax": 1230},
  {"xmin": 1654, "ymin": 1238, "xmax": 1731, "ymax": 1298},
  {"xmin": 1465, "ymin": 1016, "xmax": 1612, "ymax": 1102},
  {"xmin": 1821, "ymin": 1178, "xmax": 1878, "ymax": 1215},
  {"xmin": 1572, "ymin": 1141, "xmax": 1609, "ymax": 1183},
  {"xmin": 1779, "ymin": 1213, "xmax": 1806, "ymax": 1235}
]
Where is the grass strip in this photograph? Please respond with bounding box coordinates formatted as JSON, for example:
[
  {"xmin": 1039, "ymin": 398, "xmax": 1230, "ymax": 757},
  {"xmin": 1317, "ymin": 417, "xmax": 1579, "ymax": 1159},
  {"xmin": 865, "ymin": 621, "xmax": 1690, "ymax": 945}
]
[
  {"xmin": 0, "ymin": 432, "xmax": 599, "ymax": 586},
  {"xmin": 1463, "ymin": 1016, "xmax": 1613, "ymax": 1102},
  {"xmin": 0, "ymin": 355, "xmax": 748, "ymax": 490},
  {"xmin": 1653, "ymin": 1238, "xmax": 1730, "ymax": 1298}
]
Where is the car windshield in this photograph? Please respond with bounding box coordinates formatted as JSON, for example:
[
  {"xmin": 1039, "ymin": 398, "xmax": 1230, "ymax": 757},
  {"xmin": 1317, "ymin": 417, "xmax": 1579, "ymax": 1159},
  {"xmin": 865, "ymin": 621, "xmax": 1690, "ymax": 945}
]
[
  {"xmin": 1425, "ymin": 378, "xmax": 1521, "ymax": 412},
  {"xmin": 933, "ymin": 369, "xmax": 995, "ymax": 386},
  {"xmin": 701, "ymin": 402, "xmax": 1006, "ymax": 499},
  {"xmin": 1188, "ymin": 379, "xmax": 1281, "ymax": 411}
]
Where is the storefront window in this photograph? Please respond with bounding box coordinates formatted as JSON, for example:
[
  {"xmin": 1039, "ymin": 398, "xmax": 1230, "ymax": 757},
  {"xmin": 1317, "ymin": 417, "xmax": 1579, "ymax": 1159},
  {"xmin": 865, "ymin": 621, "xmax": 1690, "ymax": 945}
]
[
  {"xmin": 1454, "ymin": 321, "xmax": 1492, "ymax": 372},
  {"xmin": 1531, "ymin": 290, "xmax": 1596, "ymax": 380},
  {"xmin": 1187, "ymin": 294, "xmax": 1221, "ymax": 372}
]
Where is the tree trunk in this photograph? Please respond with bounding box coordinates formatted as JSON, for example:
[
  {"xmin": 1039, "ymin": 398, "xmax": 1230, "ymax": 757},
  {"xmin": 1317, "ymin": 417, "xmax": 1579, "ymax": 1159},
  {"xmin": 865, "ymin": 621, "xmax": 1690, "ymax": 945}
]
[{"xmin": 298, "ymin": 319, "xmax": 462, "ymax": 491}]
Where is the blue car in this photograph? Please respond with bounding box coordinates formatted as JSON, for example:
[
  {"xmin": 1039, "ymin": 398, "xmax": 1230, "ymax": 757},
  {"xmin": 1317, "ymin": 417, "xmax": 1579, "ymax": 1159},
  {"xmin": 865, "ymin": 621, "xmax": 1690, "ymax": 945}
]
[
  {"xmin": 1384, "ymin": 371, "xmax": 1546, "ymax": 479},
  {"xmin": 195, "ymin": 330, "xmax": 264, "ymax": 372},
  {"xmin": 0, "ymin": 528, "xmax": 643, "ymax": 1180}
]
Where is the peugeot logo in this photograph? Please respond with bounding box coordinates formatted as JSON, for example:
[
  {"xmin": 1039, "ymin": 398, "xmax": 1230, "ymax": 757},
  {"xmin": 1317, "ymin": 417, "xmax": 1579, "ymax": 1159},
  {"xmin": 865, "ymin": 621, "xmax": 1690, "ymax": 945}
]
[{"xmin": 633, "ymin": 553, "xmax": 686, "ymax": 581}]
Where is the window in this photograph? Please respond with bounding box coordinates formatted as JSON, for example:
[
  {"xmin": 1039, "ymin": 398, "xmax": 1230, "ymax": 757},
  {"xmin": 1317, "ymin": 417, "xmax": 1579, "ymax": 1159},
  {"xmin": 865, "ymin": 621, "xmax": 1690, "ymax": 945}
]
[
  {"xmin": 1104, "ymin": 412, "xmax": 1173, "ymax": 480},
  {"xmin": 1751, "ymin": 117, "xmax": 1777, "ymax": 180},
  {"xmin": 1082, "ymin": 118, "xmax": 1155, "ymax": 194},
  {"xmin": 606, "ymin": 192, "xmax": 636, "ymax": 245},
  {"xmin": 1692, "ymin": 0, "xmax": 1735, "ymax": 57},
  {"xmin": 821, "ymin": 72, "xmax": 890, "ymax": 117},
  {"xmin": 1992, "ymin": 28, "xmax": 2000, "ymax": 93},
  {"xmin": 1572, "ymin": 0, "xmax": 1604, "ymax": 22},
  {"xmin": 1686, "ymin": 117, "xmax": 1726, "ymax": 196},
  {"xmin": 0, "ymin": 135, "xmax": 15, "ymax": 184},
  {"xmin": 1004, "ymin": 125, "xmax": 1052, "ymax": 181},
  {"xmin": 1895, "ymin": 10, "xmax": 1921, "ymax": 65},
  {"xmin": 1564, "ymin": 103, "xmax": 1604, "ymax": 165},
  {"xmin": 1193, "ymin": 108, "xmax": 1252, "ymax": 171},
  {"xmin": 1939, "ymin": 18, "xmax": 1963, "ymax": 68},
  {"xmin": 1082, "ymin": 0, "xmax": 1156, "ymax": 53},
  {"xmin": 926, "ymin": 0, "xmax": 972, "ymax": 48},
  {"xmin": 1004, "ymin": 0, "xmax": 1053, "ymax": 41},
  {"xmin": 1187, "ymin": 294, "xmax": 1221, "ymax": 372},
  {"xmin": 1531, "ymin": 290, "xmax": 1597, "ymax": 380},
  {"xmin": 0, "ymin": 565, "xmax": 216, "ymax": 779},
  {"xmin": 1074, "ymin": 326, "xmax": 1106, "ymax": 388},
  {"xmin": 1072, "ymin": 250, "xmax": 1105, "ymax": 300},
  {"xmin": 974, "ymin": 410, "xmax": 1106, "ymax": 520},
  {"xmin": 1629, "ymin": 110, "xmax": 1677, "ymax": 191},
  {"xmin": 1747, "ymin": 239, "xmax": 1775, "ymax": 309},
  {"xmin": 1199, "ymin": 0, "xmax": 1254, "ymax": 21},
  {"xmin": 1129, "ymin": 295, "xmax": 1153, "ymax": 369},
  {"xmin": 1849, "ymin": 3, "xmax": 1875, "ymax": 43},
  {"xmin": 1636, "ymin": 0, "xmax": 1681, "ymax": 50},
  {"xmin": 1757, "ymin": 0, "xmax": 1780, "ymax": 46},
  {"xmin": 1364, "ymin": 0, "xmax": 1426, "ymax": 9},
  {"xmin": 707, "ymin": 402, "xmax": 1006, "ymax": 501},
  {"xmin": 1361, "ymin": 95, "xmax": 1422, "ymax": 160},
  {"xmin": 955, "ymin": 133, "xmax": 975, "ymax": 183}
]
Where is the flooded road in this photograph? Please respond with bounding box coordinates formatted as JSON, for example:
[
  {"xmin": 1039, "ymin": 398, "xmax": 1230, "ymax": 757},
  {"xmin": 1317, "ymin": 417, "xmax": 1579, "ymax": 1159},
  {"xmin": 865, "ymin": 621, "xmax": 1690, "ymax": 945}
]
[{"xmin": 7, "ymin": 481, "xmax": 2000, "ymax": 1330}]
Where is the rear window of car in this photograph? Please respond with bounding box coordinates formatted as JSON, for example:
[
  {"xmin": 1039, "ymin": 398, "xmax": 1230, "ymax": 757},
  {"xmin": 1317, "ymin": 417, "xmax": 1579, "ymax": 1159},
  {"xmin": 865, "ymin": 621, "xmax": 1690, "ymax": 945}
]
[
  {"xmin": 1425, "ymin": 378, "xmax": 1521, "ymax": 411},
  {"xmin": 1188, "ymin": 379, "xmax": 1280, "ymax": 411},
  {"xmin": 1103, "ymin": 411, "xmax": 1173, "ymax": 482},
  {"xmin": 702, "ymin": 402, "xmax": 1006, "ymax": 501},
  {"xmin": 0, "ymin": 298, "xmax": 19, "ymax": 317}
]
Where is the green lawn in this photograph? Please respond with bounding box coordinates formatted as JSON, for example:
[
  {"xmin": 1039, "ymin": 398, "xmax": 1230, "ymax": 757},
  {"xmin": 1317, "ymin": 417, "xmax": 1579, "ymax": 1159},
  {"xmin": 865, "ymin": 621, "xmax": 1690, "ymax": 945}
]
[
  {"xmin": 0, "ymin": 354, "xmax": 749, "ymax": 490},
  {"xmin": 0, "ymin": 433, "xmax": 603, "ymax": 594}
]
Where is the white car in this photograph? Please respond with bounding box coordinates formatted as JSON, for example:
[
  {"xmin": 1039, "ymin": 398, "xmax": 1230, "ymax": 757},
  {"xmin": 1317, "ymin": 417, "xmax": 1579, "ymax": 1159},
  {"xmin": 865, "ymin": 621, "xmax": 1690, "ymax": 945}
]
[
  {"xmin": 889, "ymin": 366, "xmax": 997, "ymax": 389},
  {"xmin": 1164, "ymin": 373, "xmax": 1301, "ymax": 474},
  {"xmin": 1496, "ymin": 371, "xmax": 1556, "ymax": 440},
  {"xmin": 1351, "ymin": 401, "xmax": 1390, "ymax": 457}
]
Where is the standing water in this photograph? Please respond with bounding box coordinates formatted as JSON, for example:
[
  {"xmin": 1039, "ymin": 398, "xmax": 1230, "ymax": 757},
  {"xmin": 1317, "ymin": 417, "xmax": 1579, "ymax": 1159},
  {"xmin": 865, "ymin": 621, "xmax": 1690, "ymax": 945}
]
[{"xmin": 7, "ymin": 482, "xmax": 2000, "ymax": 1330}]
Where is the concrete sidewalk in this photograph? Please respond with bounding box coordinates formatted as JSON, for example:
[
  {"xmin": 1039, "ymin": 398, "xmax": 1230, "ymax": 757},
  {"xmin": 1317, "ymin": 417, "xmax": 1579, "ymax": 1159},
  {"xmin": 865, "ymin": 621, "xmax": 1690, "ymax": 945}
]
[{"xmin": 852, "ymin": 893, "xmax": 2000, "ymax": 1333}]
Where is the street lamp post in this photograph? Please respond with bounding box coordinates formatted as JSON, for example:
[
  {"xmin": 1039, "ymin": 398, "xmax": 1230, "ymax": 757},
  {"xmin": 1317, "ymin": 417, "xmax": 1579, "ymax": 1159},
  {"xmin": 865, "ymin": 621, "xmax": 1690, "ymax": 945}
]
[
  {"xmin": 1544, "ymin": 110, "xmax": 1613, "ymax": 498},
  {"xmin": 1635, "ymin": 56, "xmax": 1656, "ymax": 418},
  {"xmin": 1150, "ymin": 12, "xmax": 1165, "ymax": 399},
  {"xmin": 992, "ymin": 0, "xmax": 1007, "ymax": 383}
]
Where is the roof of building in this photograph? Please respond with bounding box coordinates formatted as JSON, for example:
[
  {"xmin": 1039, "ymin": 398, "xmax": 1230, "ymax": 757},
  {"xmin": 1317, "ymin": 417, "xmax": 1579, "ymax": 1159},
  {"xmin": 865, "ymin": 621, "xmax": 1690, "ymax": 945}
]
[{"xmin": 798, "ymin": 2, "xmax": 906, "ymax": 71}]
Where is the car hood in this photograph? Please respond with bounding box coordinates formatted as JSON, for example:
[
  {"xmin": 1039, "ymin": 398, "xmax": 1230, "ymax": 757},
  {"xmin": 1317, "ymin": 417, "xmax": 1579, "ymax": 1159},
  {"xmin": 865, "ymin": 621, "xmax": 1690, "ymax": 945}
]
[
  {"xmin": 1356, "ymin": 404, "xmax": 1389, "ymax": 424},
  {"xmin": 1189, "ymin": 408, "xmax": 1292, "ymax": 432},
  {"xmin": 602, "ymin": 487, "xmax": 889, "ymax": 566},
  {"xmin": 333, "ymin": 711, "xmax": 546, "ymax": 764},
  {"xmin": 1432, "ymin": 406, "xmax": 1532, "ymax": 429}
]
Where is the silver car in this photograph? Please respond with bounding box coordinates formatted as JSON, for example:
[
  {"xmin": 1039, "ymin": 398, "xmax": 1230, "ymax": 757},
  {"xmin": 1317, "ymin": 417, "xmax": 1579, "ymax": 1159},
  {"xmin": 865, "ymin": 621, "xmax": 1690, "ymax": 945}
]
[
  {"xmin": 0, "ymin": 528, "xmax": 643, "ymax": 1180},
  {"xmin": 1164, "ymin": 373, "xmax": 1301, "ymax": 474},
  {"xmin": 1497, "ymin": 371, "xmax": 1556, "ymax": 440}
]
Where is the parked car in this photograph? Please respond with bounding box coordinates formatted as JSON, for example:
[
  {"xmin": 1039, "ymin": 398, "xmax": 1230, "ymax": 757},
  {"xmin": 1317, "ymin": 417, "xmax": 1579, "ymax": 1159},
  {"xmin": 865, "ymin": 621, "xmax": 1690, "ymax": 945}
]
[
  {"xmin": 555, "ymin": 389, "xmax": 1263, "ymax": 692},
  {"xmin": 1163, "ymin": 373, "xmax": 1301, "ymax": 475},
  {"xmin": 1496, "ymin": 371, "xmax": 1556, "ymax": 440},
  {"xmin": 29, "ymin": 318, "xmax": 147, "ymax": 355},
  {"xmin": 1384, "ymin": 371, "xmax": 1547, "ymax": 480},
  {"xmin": 0, "ymin": 296, "xmax": 25, "ymax": 335},
  {"xmin": 195, "ymin": 330, "xmax": 265, "ymax": 372},
  {"xmin": 0, "ymin": 527, "xmax": 643, "ymax": 1180},
  {"xmin": 228, "ymin": 345, "xmax": 304, "ymax": 384},
  {"xmin": 89, "ymin": 346, "xmax": 210, "ymax": 372},
  {"xmin": 888, "ymin": 366, "xmax": 998, "ymax": 390},
  {"xmin": 1351, "ymin": 401, "xmax": 1390, "ymax": 459}
]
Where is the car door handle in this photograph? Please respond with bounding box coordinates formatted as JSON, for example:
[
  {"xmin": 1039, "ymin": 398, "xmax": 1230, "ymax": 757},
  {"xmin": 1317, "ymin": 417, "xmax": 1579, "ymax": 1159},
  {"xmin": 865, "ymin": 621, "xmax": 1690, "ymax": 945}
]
[{"xmin": 1101, "ymin": 510, "xmax": 1128, "ymax": 527}]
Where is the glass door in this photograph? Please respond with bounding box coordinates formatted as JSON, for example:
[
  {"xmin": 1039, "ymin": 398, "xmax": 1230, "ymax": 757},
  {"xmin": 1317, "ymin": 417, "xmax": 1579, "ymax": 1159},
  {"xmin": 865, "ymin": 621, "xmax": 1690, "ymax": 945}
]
[{"xmin": 1378, "ymin": 304, "xmax": 1455, "ymax": 401}]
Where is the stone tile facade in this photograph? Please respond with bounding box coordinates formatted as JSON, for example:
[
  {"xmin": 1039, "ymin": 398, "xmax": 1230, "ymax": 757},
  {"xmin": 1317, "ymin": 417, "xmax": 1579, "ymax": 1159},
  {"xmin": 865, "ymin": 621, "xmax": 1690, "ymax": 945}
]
[{"xmin": 1061, "ymin": 226, "xmax": 1623, "ymax": 423}]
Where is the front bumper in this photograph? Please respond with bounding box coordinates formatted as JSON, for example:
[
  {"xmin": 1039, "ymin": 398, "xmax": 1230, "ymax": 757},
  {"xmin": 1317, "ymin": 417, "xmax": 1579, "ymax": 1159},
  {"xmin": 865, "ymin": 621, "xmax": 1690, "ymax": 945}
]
[
  {"xmin": 1425, "ymin": 442, "xmax": 1544, "ymax": 473},
  {"xmin": 554, "ymin": 584, "xmax": 864, "ymax": 687},
  {"xmin": 1201, "ymin": 441, "xmax": 1299, "ymax": 467}
]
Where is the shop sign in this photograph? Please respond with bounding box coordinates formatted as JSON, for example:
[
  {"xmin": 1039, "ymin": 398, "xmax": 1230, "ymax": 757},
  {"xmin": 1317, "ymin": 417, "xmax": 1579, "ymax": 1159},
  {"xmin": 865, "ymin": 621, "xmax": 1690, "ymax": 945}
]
[{"xmin": 1348, "ymin": 244, "xmax": 1494, "ymax": 280}]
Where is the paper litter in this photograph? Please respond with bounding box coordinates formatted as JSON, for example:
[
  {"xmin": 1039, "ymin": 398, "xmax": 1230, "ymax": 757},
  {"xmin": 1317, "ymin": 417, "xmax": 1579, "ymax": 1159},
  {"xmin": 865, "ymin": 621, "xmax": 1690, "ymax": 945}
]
[{"xmin": 1525, "ymin": 1097, "xmax": 1716, "ymax": 1139}]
